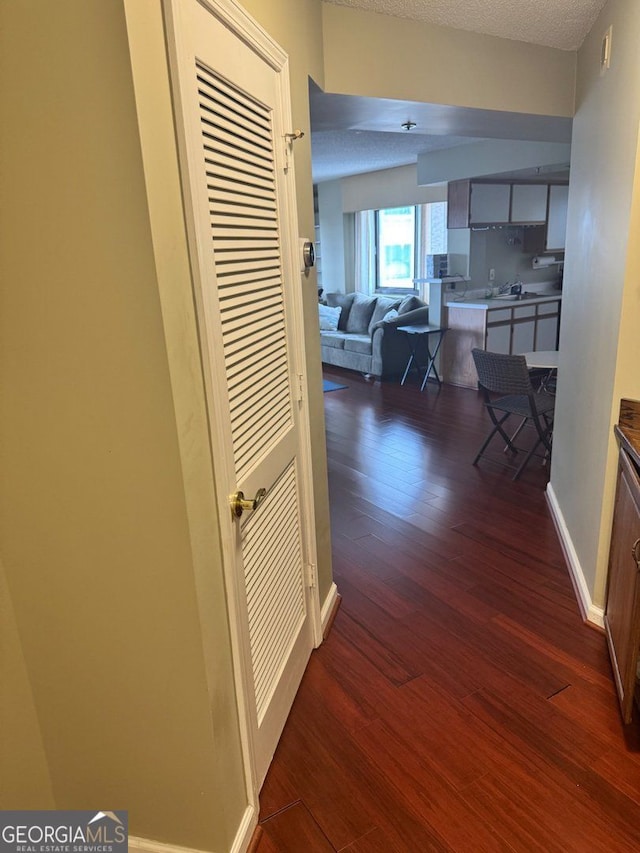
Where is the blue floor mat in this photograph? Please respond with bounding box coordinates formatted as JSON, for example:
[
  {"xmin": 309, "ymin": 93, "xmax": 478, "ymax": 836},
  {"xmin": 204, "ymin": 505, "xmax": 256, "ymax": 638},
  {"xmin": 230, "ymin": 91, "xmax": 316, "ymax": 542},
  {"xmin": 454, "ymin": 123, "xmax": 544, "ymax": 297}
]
[{"xmin": 323, "ymin": 379, "xmax": 348, "ymax": 393}]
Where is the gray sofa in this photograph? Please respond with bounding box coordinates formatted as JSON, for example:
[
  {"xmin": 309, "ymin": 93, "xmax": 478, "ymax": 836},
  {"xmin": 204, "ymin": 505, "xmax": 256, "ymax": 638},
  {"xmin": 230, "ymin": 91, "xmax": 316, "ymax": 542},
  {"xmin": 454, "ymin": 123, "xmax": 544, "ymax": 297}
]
[{"xmin": 320, "ymin": 292, "xmax": 429, "ymax": 379}]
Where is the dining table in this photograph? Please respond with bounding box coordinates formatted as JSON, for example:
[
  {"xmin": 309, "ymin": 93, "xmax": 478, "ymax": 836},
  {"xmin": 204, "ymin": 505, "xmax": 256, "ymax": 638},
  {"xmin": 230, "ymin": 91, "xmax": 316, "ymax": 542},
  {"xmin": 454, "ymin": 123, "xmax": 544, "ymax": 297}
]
[
  {"xmin": 522, "ymin": 350, "xmax": 559, "ymax": 371},
  {"xmin": 523, "ymin": 350, "xmax": 558, "ymax": 393}
]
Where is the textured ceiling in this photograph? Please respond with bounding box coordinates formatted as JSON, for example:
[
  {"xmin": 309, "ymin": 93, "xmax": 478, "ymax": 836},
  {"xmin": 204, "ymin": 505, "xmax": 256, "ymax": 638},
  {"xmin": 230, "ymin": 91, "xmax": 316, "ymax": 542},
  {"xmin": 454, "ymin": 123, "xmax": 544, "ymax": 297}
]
[
  {"xmin": 310, "ymin": 85, "xmax": 572, "ymax": 183},
  {"xmin": 322, "ymin": 0, "xmax": 608, "ymax": 50},
  {"xmin": 311, "ymin": 129, "xmax": 480, "ymax": 183}
]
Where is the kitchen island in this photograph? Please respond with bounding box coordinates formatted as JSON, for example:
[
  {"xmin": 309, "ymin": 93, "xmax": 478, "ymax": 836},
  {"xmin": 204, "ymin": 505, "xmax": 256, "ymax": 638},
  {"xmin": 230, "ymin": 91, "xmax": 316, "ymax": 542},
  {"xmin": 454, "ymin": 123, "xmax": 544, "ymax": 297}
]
[{"xmin": 442, "ymin": 292, "xmax": 561, "ymax": 388}]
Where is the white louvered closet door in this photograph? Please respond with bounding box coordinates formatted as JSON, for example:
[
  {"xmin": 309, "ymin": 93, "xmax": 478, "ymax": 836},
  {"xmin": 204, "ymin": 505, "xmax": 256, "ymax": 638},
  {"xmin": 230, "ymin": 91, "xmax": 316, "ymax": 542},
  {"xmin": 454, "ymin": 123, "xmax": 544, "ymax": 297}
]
[{"xmin": 165, "ymin": 0, "xmax": 318, "ymax": 788}]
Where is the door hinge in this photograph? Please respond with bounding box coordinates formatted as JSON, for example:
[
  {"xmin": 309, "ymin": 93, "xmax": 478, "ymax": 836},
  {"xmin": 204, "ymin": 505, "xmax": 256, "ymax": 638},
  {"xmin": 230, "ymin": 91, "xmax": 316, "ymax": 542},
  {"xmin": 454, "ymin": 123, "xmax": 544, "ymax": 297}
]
[
  {"xmin": 283, "ymin": 129, "xmax": 304, "ymax": 172},
  {"xmin": 296, "ymin": 372, "xmax": 305, "ymax": 402},
  {"xmin": 305, "ymin": 563, "xmax": 317, "ymax": 588}
]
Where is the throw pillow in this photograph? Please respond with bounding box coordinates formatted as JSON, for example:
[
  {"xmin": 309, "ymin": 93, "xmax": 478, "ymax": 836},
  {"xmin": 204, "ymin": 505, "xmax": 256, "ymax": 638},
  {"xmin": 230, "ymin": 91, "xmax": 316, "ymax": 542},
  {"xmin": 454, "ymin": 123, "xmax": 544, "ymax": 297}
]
[
  {"xmin": 367, "ymin": 296, "xmax": 402, "ymax": 334},
  {"xmin": 346, "ymin": 293, "xmax": 377, "ymax": 335},
  {"xmin": 318, "ymin": 304, "xmax": 342, "ymax": 331},
  {"xmin": 383, "ymin": 308, "xmax": 399, "ymax": 322},
  {"xmin": 325, "ymin": 292, "xmax": 355, "ymax": 331},
  {"xmin": 398, "ymin": 294, "xmax": 423, "ymax": 314}
]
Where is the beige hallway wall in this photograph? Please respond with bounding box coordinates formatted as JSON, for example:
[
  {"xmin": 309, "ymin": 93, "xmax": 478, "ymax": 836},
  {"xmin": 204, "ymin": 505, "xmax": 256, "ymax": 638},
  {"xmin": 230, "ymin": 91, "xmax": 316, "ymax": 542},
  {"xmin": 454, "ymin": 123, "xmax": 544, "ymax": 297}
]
[
  {"xmin": 322, "ymin": 3, "xmax": 576, "ymax": 116},
  {"xmin": 0, "ymin": 2, "xmax": 245, "ymax": 849}
]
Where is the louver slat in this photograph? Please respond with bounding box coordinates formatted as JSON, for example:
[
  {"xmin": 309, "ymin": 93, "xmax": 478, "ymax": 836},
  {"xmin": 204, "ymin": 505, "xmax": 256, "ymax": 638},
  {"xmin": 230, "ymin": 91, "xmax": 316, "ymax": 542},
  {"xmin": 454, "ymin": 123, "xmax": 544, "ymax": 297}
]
[
  {"xmin": 217, "ymin": 273, "xmax": 281, "ymax": 296},
  {"xmin": 205, "ymin": 162, "xmax": 274, "ymax": 194},
  {"xmin": 211, "ymin": 186, "xmax": 276, "ymax": 213}
]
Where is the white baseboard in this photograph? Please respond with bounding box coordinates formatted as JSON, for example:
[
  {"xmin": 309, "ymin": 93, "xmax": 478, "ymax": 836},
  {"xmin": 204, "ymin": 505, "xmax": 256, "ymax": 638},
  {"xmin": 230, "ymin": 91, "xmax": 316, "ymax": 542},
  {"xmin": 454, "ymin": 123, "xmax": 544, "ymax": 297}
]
[
  {"xmin": 128, "ymin": 837, "xmax": 211, "ymax": 853},
  {"xmin": 229, "ymin": 806, "xmax": 256, "ymax": 853},
  {"xmin": 129, "ymin": 805, "xmax": 256, "ymax": 853},
  {"xmin": 546, "ymin": 483, "xmax": 605, "ymax": 629},
  {"xmin": 320, "ymin": 581, "xmax": 340, "ymax": 635}
]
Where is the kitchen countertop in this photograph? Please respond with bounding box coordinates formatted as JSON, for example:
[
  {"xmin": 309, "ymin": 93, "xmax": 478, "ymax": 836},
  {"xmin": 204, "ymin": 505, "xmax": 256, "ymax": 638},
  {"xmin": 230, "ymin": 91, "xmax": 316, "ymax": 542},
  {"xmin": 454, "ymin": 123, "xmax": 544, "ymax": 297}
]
[{"xmin": 446, "ymin": 292, "xmax": 562, "ymax": 310}]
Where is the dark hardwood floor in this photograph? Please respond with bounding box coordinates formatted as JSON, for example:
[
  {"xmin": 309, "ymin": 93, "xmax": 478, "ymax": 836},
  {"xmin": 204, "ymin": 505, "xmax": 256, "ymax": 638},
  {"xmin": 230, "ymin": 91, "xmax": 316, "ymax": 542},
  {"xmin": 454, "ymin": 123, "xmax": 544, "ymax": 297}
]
[{"xmin": 256, "ymin": 367, "xmax": 640, "ymax": 852}]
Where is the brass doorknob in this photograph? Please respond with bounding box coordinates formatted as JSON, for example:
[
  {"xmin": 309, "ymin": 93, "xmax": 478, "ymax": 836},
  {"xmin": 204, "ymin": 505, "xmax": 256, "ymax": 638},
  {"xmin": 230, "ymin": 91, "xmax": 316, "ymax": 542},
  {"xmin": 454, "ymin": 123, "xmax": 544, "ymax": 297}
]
[
  {"xmin": 230, "ymin": 488, "xmax": 267, "ymax": 519},
  {"xmin": 632, "ymin": 538, "xmax": 640, "ymax": 569}
]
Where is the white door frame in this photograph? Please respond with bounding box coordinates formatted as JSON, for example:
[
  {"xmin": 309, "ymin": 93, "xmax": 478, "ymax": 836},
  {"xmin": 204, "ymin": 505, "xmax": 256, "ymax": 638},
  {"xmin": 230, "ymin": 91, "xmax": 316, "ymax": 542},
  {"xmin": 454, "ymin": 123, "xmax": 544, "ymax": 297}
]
[{"xmin": 162, "ymin": 0, "xmax": 322, "ymax": 813}]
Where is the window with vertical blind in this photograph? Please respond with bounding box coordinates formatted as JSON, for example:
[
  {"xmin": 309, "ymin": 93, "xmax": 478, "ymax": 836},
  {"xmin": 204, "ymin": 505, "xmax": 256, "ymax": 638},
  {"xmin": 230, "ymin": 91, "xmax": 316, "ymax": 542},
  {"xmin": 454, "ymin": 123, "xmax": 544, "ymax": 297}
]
[{"xmin": 356, "ymin": 202, "xmax": 447, "ymax": 294}]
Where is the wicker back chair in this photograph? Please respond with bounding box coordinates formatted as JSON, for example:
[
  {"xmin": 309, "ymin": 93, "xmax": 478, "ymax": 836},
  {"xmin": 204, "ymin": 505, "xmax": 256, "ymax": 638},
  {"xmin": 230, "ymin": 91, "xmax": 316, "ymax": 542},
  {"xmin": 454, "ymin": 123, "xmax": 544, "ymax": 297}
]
[{"xmin": 471, "ymin": 348, "xmax": 555, "ymax": 480}]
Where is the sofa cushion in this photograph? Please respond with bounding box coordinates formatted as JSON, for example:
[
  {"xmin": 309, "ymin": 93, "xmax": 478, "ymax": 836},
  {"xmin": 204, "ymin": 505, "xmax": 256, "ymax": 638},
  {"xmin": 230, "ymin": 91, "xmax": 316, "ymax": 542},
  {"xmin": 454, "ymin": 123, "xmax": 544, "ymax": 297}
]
[
  {"xmin": 318, "ymin": 304, "xmax": 342, "ymax": 331},
  {"xmin": 325, "ymin": 292, "xmax": 355, "ymax": 331},
  {"xmin": 346, "ymin": 293, "xmax": 377, "ymax": 334},
  {"xmin": 342, "ymin": 334, "xmax": 373, "ymax": 355},
  {"xmin": 368, "ymin": 297, "xmax": 402, "ymax": 334},
  {"xmin": 319, "ymin": 332, "xmax": 346, "ymax": 350}
]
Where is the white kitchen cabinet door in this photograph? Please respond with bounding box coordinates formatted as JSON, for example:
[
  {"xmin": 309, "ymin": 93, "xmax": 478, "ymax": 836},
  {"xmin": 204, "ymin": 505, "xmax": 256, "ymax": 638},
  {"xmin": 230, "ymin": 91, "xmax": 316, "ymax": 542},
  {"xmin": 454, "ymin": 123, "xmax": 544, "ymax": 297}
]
[
  {"xmin": 511, "ymin": 184, "xmax": 548, "ymax": 223},
  {"xmin": 486, "ymin": 323, "xmax": 511, "ymax": 354},
  {"xmin": 536, "ymin": 315, "xmax": 559, "ymax": 350},
  {"xmin": 470, "ymin": 184, "xmax": 511, "ymax": 224},
  {"xmin": 546, "ymin": 185, "xmax": 569, "ymax": 251},
  {"xmin": 512, "ymin": 305, "xmax": 537, "ymax": 353},
  {"xmin": 512, "ymin": 320, "xmax": 536, "ymax": 354}
]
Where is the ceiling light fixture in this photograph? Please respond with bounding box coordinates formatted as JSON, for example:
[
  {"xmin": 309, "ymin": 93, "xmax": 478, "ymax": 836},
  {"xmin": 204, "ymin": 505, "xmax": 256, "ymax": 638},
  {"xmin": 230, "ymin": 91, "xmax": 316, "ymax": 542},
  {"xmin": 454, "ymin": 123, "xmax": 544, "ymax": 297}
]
[{"xmin": 401, "ymin": 120, "xmax": 416, "ymax": 131}]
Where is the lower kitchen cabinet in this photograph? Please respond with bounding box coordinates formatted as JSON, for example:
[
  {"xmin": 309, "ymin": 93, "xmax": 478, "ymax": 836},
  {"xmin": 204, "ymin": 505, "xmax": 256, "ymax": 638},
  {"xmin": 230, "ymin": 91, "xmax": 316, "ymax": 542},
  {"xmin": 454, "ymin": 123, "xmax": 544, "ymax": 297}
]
[
  {"xmin": 605, "ymin": 423, "xmax": 640, "ymax": 724},
  {"xmin": 511, "ymin": 309, "xmax": 536, "ymax": 353},
  {"xmin": 443, "ymin": 296, "xmax": 561, "ymax": 387},
  {"xmin": 485, "ymin": 318, "xmax": 512, "ymax": 354}
]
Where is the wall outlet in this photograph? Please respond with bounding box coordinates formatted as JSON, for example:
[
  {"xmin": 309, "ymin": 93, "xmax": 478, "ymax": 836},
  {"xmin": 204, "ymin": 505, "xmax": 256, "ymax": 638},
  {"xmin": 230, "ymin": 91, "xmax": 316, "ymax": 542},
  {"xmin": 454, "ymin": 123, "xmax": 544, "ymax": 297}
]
[{"xmin": 489, "ymin": 268, "xmax": 495, "ymax": 281}]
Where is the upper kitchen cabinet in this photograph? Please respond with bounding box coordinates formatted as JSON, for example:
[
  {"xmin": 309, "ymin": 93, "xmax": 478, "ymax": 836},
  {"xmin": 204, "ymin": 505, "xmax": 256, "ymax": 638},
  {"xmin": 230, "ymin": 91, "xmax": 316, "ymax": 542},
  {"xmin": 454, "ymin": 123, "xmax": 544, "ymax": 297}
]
[
  {"xmin": 470, "ymin": 183, "xmax": 511, "ymax": 224},
  {"xmin": 447, "ymin": 180, "xmax": 517, "ymax": 227},
  {"xmin": 511, "ymin": 184, "xmax": 548, "ymax": 224},
  {"xmin": 546, "ymin": 184, "xmax": 569, "ymax": 252},
  {"xmin": 447, "ymin": 180, "xmax": 471, "ymax": 228},
  {"xmin": 445, "ymin": 182, "xmax": 514, "ymax": 226},
  {"xmin": 448, "ymin": 179, "xmax": 569, "ymax": 244}
]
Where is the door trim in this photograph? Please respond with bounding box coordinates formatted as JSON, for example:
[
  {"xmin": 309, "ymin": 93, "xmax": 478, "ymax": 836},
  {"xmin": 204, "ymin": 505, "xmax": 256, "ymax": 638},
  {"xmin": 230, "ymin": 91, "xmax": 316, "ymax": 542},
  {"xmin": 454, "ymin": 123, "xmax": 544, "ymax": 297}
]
[{"xmin": 162, "ymin": 0, "xmax": 321, "ymax": 807}]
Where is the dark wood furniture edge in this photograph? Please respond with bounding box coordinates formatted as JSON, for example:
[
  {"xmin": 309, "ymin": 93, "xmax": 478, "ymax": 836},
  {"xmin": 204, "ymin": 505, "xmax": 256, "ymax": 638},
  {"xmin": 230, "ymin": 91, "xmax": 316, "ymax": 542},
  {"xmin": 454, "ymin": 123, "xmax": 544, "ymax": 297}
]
[
  {"xmin": 617, "ymin": 398, "xmax": 640, "ymax": 468},
  {"xmin": 607, "ymin": 408, "xmax": 640, "ymax": 723},
  {"xmin": 615, "ymin": 424, "xmax": 640, "ymax": 471},
  {"xmin": 620, "ymin": 397, "xmax": 640, "ymax": 432}
]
